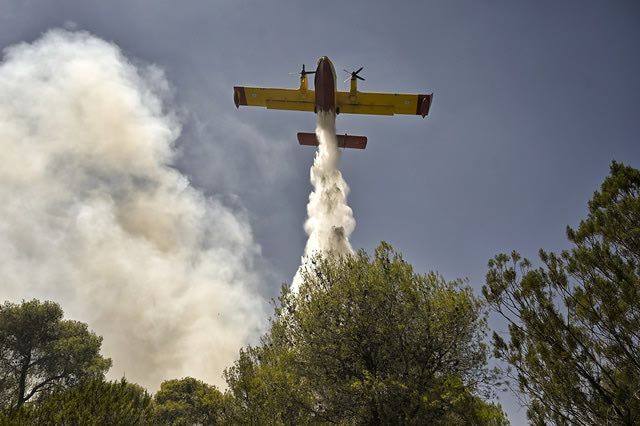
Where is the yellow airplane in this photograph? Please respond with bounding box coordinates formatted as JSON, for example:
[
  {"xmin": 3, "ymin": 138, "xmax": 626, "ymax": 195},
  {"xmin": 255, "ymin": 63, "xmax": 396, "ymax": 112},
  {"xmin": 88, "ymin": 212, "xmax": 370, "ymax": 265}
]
[{"xmin": 233, "ymin": 56, "xmax": 433, "ymax": 149}]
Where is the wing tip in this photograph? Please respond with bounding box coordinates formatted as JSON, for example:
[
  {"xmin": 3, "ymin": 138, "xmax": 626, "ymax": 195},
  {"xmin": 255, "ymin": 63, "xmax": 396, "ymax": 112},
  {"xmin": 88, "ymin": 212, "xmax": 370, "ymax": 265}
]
[
  {"xmin": 418, "ymin": 93, "xmax": 433, "ymax": 118},
  {"xmin": 233, "ymin": 86, "xmax": 247, "ymax": 108}
]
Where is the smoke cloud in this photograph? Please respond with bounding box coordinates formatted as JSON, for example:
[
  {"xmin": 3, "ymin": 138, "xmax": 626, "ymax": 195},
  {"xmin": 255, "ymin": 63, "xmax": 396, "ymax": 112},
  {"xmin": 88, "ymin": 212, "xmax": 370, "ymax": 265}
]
[
  {"xmin": 292, "ymin": 111, "xmax": 355, "ymax": 291},
  {"xmin": 0, "ymin": 29, "xmax": 266, "ymax": 389}
]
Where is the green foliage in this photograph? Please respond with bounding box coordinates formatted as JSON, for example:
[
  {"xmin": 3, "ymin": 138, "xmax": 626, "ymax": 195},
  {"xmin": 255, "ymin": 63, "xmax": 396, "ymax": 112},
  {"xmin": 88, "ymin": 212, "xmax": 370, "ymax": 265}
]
[
  {"xmin": 1, "ymin": 378, "xmax": 152, "ymax": 425},
  {"xmin": 224, "ymin": 345, "xmax": 313, "ymax": 425},
  {"xmin": 153, "ymin": 377, "xmax": 233, "ymax": 425},
  {"xmin": 226, "ymin": 243, "xmax": 507, "ymax": 425},
  {"xmin": 0, "ymin": 299, "xmax": 111, "ymax": 410},
  {"xmin": 483, "ymin": 161, "xmax": 640, "ymax": 425}
]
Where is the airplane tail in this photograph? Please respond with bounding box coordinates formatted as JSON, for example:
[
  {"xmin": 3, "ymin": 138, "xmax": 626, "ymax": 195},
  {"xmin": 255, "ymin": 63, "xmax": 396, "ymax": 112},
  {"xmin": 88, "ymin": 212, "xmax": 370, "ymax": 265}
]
[{"xmin": 297, "ymin": 132, "xmax": 367, "ymax": 149}]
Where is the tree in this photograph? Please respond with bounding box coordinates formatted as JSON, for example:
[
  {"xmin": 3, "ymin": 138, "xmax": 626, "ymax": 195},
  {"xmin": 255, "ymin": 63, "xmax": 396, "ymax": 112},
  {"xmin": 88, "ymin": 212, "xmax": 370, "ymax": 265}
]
[
  {"xmin": 483, "ymin": 161, "xmax": 640, "ymax": 425},
  {"xmin": 2, "ymin": 378, "xmax": 152, "ymax": 425},
  {"xmin": 224, "ymin": 345, "xmax": 313, "ymax": 425},
  {"xmin": 153, "ymin": 377, "xmax": 233, "ymax": 425},
  {"xmin": 225, "ymin": 243, "xmax": 507, "ymax": 425},
  {"xmin": 0, "ymin": 299, "xmax": 111, "ymax": 409}
]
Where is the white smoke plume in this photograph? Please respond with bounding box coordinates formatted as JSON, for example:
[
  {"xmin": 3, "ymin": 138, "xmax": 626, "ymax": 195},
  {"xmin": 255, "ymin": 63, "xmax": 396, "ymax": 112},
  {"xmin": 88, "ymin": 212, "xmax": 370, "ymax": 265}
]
[
  {"xmin": 0, "ymin": 29, "xmax": 266, "ymax": 389},
  {"xmin": 292, "ymin": 111, "xmax": 355, "ymax": 291}
]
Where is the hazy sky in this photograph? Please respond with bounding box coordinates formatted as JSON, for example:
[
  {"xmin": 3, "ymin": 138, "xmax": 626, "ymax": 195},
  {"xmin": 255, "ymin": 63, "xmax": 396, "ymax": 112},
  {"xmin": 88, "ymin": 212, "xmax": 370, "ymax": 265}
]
[{"xmin": 1, "ymin": 1, "xmax": 638, "ymax": 423}]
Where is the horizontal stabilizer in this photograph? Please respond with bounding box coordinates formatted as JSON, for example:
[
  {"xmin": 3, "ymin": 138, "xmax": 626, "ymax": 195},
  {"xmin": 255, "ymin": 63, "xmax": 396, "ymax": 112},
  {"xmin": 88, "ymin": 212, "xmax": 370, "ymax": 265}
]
[{"xmin": 297, "ymin": 132, "xmax": 367, "ymax": 149}]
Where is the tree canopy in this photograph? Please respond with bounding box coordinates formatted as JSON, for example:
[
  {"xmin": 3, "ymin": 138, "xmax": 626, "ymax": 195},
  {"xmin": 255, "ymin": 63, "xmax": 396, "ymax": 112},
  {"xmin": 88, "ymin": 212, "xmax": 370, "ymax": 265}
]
[
  {"xmin": 3, "ymin": 378, "xmax": 152, "ymax": 425},
  {"xmin": 153, "ymin": 377, "xmax": 232, "ymax": 425},
  {"xmin": 483, "ymin": 161, "xmax": 640, "ymax": 425},
  {"xmin": 225, "ymin": 243, "xmax": 507, "ymax": 425},
  {"xmin": 0, "ymin": 299, "xmax": 111, "ymax": 410}
]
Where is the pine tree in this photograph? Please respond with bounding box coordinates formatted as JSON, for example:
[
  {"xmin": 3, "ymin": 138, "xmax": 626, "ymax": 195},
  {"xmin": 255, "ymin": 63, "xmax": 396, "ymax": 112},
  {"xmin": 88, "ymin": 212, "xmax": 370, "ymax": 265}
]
[
  {"xmin": 226, "ymin": 243, "xmax": 508, "ymax": 425},
  {"xmin": 0, "ymin": 299, "xmax": 111, "ymax": 409},
  {"xmin": 483, "ymin": 161, "xmax": 640, "ymax": 425}
]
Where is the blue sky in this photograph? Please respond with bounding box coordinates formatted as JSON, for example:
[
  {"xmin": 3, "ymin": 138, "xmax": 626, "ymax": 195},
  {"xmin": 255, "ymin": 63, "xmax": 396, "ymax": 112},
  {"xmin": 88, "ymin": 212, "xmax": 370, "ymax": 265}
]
[{"xmin": 1, "ymin": 1, "xmax": 638, "ymax": 422}]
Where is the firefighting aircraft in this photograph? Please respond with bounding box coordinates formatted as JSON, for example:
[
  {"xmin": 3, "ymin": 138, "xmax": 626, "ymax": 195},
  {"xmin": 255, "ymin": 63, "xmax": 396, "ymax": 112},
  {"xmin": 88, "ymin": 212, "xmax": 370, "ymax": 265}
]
[{"xmin": 233, "ymin": 56, "xmax": 433, "ymax": 149}]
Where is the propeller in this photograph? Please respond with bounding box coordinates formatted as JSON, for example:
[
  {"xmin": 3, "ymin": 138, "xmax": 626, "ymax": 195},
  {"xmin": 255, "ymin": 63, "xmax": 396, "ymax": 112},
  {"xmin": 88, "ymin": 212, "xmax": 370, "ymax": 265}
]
[
  {"xmin": 343, "ymin": 67, "xmax": 365, "ymax": 83},
  {"xmin": 289, "ymin": 64, "xmax": 316, "ymax": 77}
]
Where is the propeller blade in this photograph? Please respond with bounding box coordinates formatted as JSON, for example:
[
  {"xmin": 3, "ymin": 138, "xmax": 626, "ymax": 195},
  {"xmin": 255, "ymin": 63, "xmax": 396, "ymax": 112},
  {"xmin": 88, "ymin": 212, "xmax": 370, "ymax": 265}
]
[
  {"xmin": 343, "ymin": 67, "xmax": 365, "ymax": 82},
  {"xmin": 291, "ymin": 64, "xmax": 317, "ymax": 77}
]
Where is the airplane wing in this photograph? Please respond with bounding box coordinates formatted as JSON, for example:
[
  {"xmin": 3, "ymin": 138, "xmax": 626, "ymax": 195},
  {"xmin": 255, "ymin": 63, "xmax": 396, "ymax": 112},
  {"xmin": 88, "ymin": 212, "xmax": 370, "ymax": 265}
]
[
  {"xmin": 234, "ymin": 86, "xmax": 315, "ymax": 112},
  {"xmin": 336, "ymin": 91, "xmax": 433, "ymax": 117}
]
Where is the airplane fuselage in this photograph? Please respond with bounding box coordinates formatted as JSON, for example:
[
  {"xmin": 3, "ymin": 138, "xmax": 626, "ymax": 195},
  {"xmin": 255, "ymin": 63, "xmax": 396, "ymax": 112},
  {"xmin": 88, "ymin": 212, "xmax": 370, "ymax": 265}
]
[{"xmin": 313, "ymin": 56, "xmax": 337, "ymax": 114}]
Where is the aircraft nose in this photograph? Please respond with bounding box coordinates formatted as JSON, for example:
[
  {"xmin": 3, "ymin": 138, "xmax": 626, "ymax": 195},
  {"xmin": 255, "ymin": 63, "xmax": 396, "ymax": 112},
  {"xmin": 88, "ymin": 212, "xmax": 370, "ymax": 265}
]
[{"xmin": 315, "ymin": 57, "xmax": 332, "ymax": 76}]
